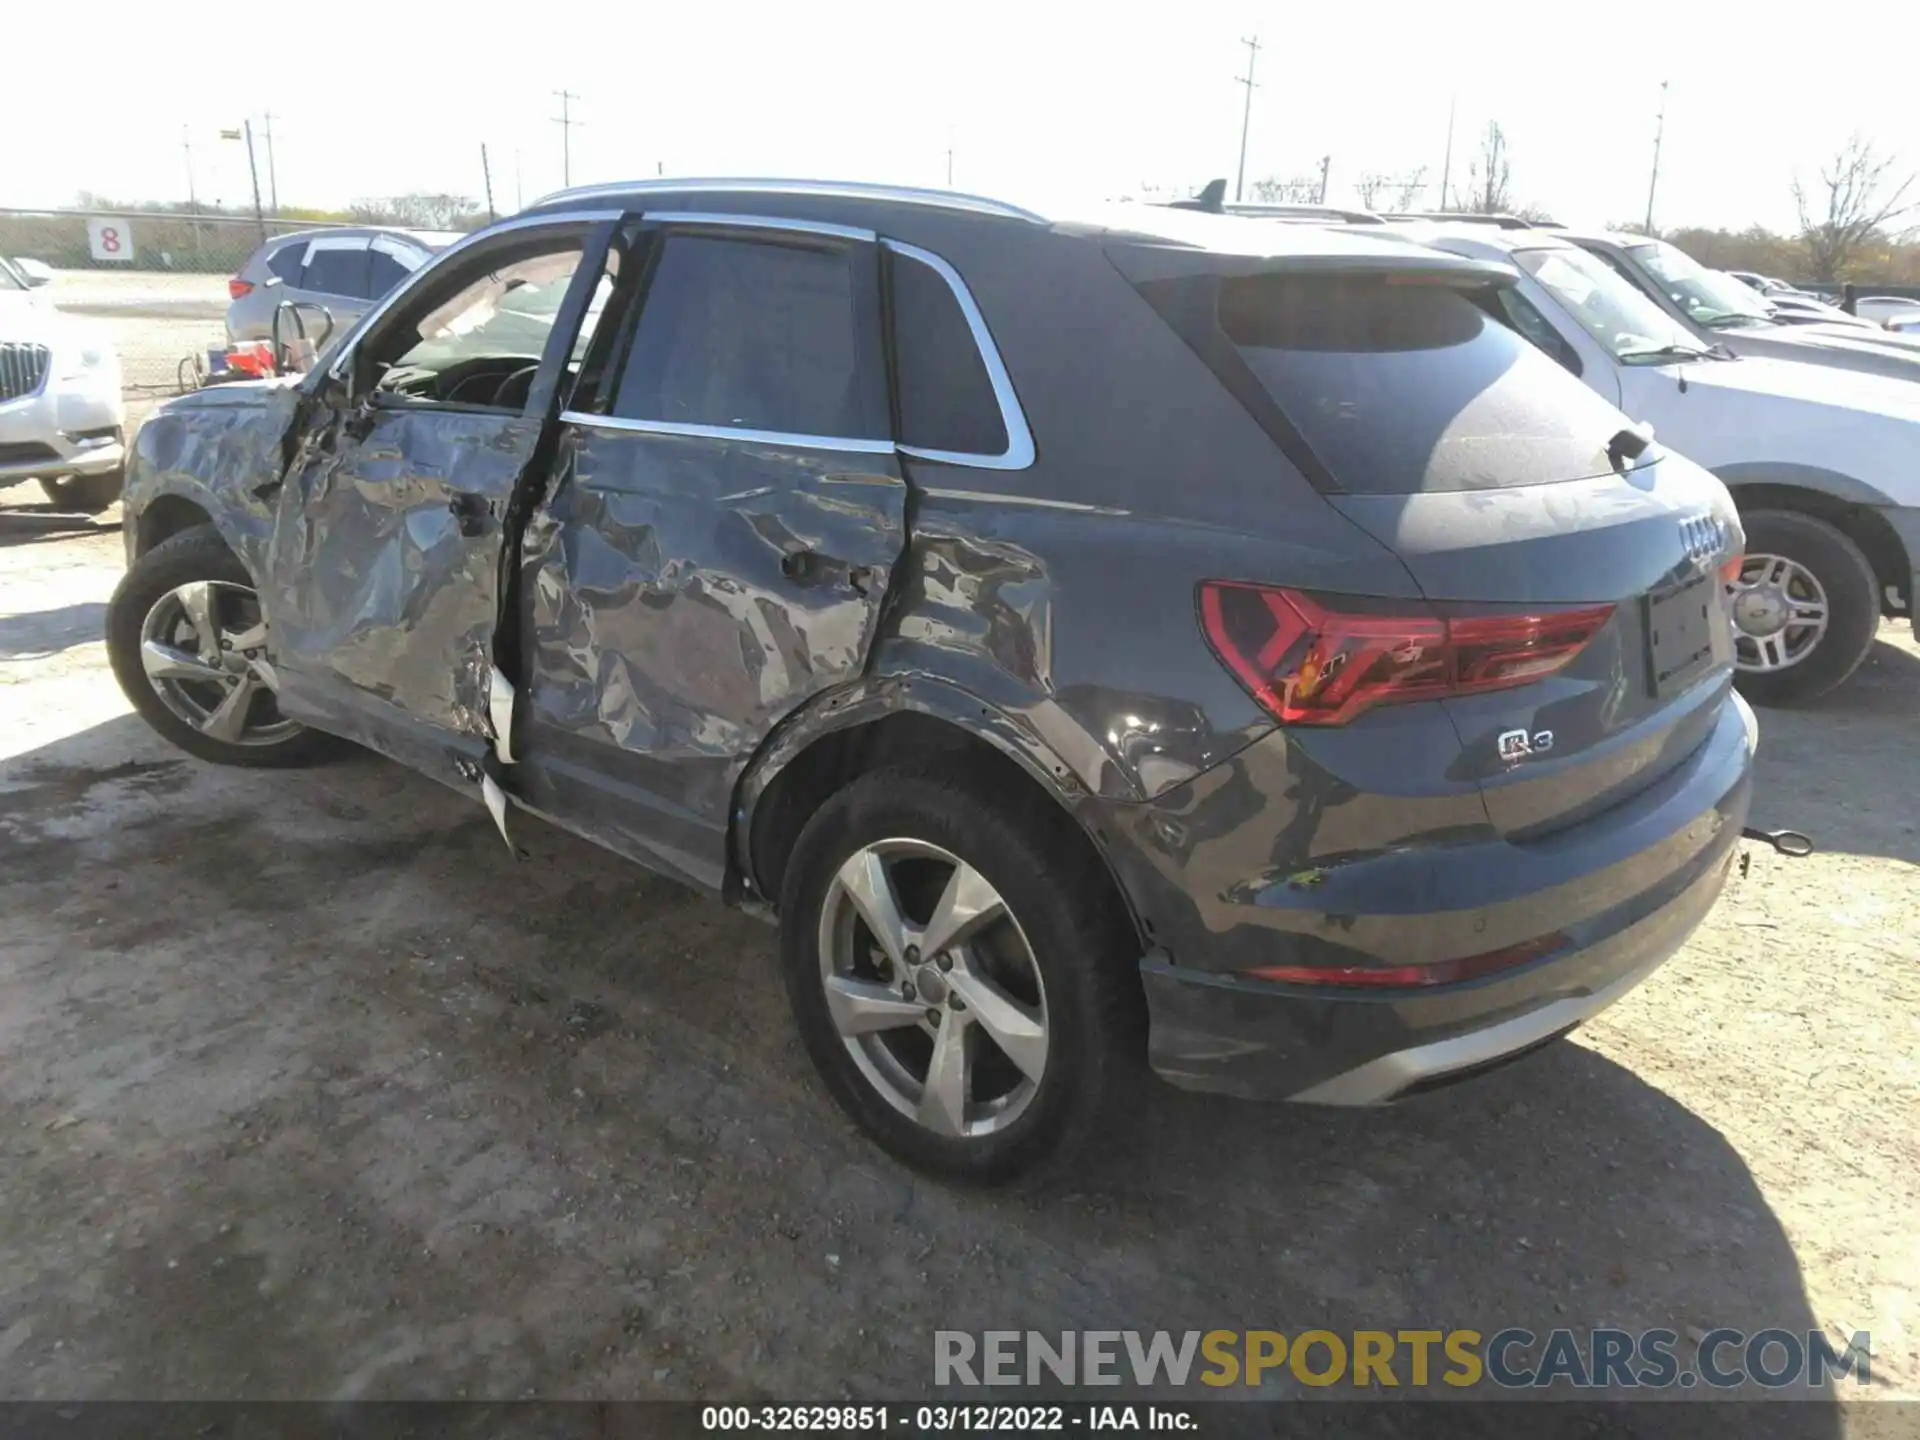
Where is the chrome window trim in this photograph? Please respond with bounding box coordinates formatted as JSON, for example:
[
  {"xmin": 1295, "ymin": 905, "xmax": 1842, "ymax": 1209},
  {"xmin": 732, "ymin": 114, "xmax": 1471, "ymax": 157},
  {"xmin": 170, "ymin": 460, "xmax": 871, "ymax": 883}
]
[
  {"xmin": 643, "ymin": 211, "xmax": 876, "ymax": 243},
  {"xmin": 325, "ymin": 208, "xmax": 624, "ymax": 385},
  {"xmin": 559, "ymin": 411, "xmax": 896, "ymax": 456},
  {"xmin": 534, "ymin": 177, "xmax": 1047, "ymax": 225},
  {"xmin": 882, "ymin": 239, "xmax": 1036, "ymax": 472}
]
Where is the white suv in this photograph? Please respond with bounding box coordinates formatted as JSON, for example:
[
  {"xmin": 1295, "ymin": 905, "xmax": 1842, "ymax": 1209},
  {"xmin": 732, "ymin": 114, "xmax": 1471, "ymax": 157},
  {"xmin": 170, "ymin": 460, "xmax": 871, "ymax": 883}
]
[
  {"xmin": 0, "ymin": 256, "xmax": 127, "ymax": 512},
  {"xmin": 1410, "ymin": 224, "xmax": 1920, "ymax": 705}
]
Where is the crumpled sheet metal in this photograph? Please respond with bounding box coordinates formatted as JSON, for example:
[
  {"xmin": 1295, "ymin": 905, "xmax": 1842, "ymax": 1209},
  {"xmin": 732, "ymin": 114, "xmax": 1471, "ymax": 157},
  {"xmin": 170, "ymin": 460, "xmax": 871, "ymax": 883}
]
[
  {"xmin": 119, "ymin": 384, "xmax": 302, "ymax": 580},
  {"xmin": 264, "ymin": 410, "xmax": 542, "ymax": 741},
  {"xmin": 521, "ymin": 426, "xmax": 906, "ymax": 832}
]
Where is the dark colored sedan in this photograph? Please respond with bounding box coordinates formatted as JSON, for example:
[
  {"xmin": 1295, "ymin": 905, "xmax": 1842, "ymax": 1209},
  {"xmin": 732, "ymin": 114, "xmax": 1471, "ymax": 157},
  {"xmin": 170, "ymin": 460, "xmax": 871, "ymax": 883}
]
[{"xmin": 108, "ymin": 180, "xmax": 1755, "ymax": 1181}]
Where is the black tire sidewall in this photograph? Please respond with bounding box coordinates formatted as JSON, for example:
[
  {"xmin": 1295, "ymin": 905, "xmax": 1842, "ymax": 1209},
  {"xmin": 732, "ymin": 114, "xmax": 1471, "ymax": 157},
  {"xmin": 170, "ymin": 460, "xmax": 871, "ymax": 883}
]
[
  {"xmin": 106, "ymin": 526, "xmax": 332, "ymax": 768},
  {"xmin": 778, "ymin": 767, "xmax": 1139, "ymax": 1184},
  {"xmin": 1732, "ymin": 509, "xmax": 1879, "ymax": 707},
  {"xmin": 40, "ymin": 468, "xmax": 125, "ymax": 515}
]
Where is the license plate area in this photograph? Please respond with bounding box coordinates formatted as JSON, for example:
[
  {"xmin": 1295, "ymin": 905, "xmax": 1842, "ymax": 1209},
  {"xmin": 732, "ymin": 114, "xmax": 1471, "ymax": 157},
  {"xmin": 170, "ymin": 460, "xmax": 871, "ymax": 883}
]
[{"xmin": 1645, "ymin": 575, "xmax": 1717, "ymax": 698}]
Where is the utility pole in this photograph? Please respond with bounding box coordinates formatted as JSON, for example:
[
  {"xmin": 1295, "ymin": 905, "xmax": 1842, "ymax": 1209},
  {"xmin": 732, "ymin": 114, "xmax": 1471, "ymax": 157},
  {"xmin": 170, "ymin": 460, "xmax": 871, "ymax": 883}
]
[
  {"xmin": 1318, "ymin": 154, "xmax": 1332, "ymax": 205},
  {"xmin": 1234, "ymin": 35, "xmax": 1261, "ymax": 203},
  {"xmin": 1644, "ymin": 80, "xmax": 1669, "ymax": 234},
  {"xmin": 184, "ymin": 126, "xmax": 203, "ymax": 263},
  {"xmin": 1439, "ymin": 95, "xmax": 1457, "ymax": 210},
  {"xmin": 262, "ymin": 111, "xmax": 279, "ymax": 215},
  {"xmin": 553, "ymin": 89, "xmax": 582, "ymax": 187},
  {"xmin": 481, "ymin": 143, "xmax": 496, "ymax": 222},
  {"xmin": 241, "ymin": 120, "xmax": 266, "ymax": 244}
]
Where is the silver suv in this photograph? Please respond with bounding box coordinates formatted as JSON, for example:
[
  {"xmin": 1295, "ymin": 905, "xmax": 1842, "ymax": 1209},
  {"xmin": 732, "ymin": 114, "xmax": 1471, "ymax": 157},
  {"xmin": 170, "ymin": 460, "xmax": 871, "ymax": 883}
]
[{"xmin": 224, "ymin": 227, "xmax": 455, "ymax": 343}]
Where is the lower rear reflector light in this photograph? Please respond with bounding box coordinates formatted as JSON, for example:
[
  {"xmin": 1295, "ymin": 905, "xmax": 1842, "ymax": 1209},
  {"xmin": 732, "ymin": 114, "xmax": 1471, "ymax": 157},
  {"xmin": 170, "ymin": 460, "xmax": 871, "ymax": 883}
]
[{"xmin": 1243, "ymin": 933, "xmax": 1568, "ymax": 989}]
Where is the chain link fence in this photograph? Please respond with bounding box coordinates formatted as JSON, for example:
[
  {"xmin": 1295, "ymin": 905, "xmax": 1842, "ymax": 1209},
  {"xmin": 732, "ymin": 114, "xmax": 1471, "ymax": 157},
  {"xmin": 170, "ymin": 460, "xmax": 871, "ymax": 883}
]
[{"xmin": 0, "ymin": 208, "xmax": 359, "ymax": 398}]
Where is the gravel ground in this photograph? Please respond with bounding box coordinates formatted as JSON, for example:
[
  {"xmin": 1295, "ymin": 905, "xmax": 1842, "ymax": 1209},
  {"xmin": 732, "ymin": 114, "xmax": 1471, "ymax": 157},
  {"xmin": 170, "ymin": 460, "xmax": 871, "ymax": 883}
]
[{"xmin": 0, "ymin": 520, "xmax": 1914, "ymax": 1428}]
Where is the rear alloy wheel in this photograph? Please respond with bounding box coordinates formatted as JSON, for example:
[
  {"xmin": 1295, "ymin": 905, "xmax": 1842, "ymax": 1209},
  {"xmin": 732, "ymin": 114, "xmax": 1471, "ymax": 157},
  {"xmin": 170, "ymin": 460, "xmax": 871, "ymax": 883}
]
[
  {"xmin": 1726, "ymin": 509, "xmax": 1879, "ymax": 706},
  {"xmin": 780, "ymin": 765, "xmax": 1143, "ymax": 1183},
  {"xmin": 106, "ymin": 526, "xmax": 335, "ymax": 767}
]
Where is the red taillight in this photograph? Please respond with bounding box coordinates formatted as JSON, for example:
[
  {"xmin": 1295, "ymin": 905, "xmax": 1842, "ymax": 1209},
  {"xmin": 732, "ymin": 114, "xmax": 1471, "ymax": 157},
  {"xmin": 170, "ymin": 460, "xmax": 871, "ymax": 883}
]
[
  {"xmin": 1243, "ymin": 933, "xmax": 1568, "ymax": 989},
  {"xmin": 228, "ymin": 278, "xmax": 254, "ymax": 300},
  {"xmin": 1719, "ymin": 553, "xmax": 1745, "ymax": 584},
  {"xmin": 1199, "ymin": 581, "xmax": 1614, "ymax": 726}
]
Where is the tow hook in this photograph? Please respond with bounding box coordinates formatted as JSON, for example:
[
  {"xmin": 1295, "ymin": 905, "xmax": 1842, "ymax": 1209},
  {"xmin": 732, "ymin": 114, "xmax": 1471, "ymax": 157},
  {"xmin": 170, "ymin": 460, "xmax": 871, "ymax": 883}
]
[{"xmin": 1740, "ymin": 826, "xmax": 1815, "ymax": 877}]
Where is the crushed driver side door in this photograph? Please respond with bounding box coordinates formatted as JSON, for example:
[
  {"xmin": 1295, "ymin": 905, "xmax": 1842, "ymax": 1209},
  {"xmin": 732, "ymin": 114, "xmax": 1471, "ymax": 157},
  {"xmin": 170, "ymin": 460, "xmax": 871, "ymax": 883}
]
[{"xmin": 259, "ymin": 213, "xmax": 617, "ymax": 800}]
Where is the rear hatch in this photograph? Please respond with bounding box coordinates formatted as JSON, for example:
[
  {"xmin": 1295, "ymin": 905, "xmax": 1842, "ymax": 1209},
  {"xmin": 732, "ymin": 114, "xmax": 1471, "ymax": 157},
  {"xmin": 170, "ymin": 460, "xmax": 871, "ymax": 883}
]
[{"xmin": 1131, "ymin": 260, "xmax": 1742, "ymax": 838}]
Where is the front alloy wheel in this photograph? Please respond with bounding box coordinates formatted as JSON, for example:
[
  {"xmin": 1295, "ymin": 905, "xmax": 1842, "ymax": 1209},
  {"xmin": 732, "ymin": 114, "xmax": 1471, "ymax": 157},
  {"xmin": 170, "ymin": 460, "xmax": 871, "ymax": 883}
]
[
  {"xmin": 106, "ymin": 525, "xmax": 335, "ymax": 768},
  {"xmin": 818, "ymin": 840, "xmax": 1050, "ymax": 1139},
  {"xmin": 1723, "ymin": 509, "xmax": 1879, "ymax": 707},
  {"xmin": 139, "ymin": 580, "xmax": 299, "ymax": 748}
]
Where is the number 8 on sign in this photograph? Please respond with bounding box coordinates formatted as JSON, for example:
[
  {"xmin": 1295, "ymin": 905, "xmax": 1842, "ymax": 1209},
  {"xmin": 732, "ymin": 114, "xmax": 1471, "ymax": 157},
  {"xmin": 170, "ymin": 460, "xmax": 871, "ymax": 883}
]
[{"xmin": 87, "ymin": 218, "xmax": 134, "ymax": 263}]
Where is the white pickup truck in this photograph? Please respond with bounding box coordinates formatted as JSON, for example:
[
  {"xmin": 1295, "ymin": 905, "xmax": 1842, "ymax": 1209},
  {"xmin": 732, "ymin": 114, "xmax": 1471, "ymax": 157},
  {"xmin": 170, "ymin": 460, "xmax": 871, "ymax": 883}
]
[{"xmin": 1414, "ymin": 224, "xmax": 1920, "ymax": 705}]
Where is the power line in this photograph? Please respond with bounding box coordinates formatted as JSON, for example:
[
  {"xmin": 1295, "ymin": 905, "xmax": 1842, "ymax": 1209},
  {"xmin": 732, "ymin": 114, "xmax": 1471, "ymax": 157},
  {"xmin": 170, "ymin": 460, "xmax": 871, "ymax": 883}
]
[
  {"xmin": 553, "ymin": 89, "xmax": 583, "ymax": 188},
  {"xmin": 1234, "ymin": 35, "xmax": 1261, "ymax": 204}
]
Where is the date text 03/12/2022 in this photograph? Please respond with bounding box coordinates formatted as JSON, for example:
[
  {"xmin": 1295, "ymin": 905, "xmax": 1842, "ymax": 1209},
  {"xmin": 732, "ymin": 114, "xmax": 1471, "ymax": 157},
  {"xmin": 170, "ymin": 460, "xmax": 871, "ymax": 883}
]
[{"xmin": 700, "ymin": 1405, "xmax": 1194, "ymax": 1432}]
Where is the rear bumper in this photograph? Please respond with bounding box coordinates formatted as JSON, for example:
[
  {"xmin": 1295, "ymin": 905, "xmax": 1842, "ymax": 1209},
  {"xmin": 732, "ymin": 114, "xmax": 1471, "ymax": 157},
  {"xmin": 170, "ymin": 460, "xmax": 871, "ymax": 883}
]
[{"xmin": 1116, "ymin": 691, "xmax": 1756, "ymax": 1102}]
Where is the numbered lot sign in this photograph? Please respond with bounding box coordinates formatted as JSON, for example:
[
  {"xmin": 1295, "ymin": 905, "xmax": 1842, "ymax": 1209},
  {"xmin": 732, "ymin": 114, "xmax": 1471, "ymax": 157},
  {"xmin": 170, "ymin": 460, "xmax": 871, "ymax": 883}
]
[{"xmin": 87, "ymin": 219, "xmax": 134, "ymax": 263}]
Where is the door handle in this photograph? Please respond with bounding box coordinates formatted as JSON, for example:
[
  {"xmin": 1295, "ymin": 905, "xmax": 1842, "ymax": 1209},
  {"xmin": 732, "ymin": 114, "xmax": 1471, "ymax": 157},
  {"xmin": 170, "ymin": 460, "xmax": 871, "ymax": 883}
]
[
  {"xmin": 448, "ymin": 492, "xmax": 492, "ymax": 538},
  {"xmin": 780, "ymin": 548, "xmax": 819, "ymax": 582}
]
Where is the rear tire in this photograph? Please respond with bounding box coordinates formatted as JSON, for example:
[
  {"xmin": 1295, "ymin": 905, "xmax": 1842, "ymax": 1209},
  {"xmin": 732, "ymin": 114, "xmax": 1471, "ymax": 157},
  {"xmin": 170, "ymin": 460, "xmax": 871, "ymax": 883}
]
[
  {"xmin": 106, "ymin": 526, "xmax": 338, "ymax": 768},
  {"xmin": 1729, "ymin": 509, "xmax": 1878, "ymax": 707},
  {"xmin": 39, "ymin": 468, "xmax": 125, "ymax": 515},
  {"xmin": 779, "ymin": 764, "xmax": 1145, "ymax": 1184}
]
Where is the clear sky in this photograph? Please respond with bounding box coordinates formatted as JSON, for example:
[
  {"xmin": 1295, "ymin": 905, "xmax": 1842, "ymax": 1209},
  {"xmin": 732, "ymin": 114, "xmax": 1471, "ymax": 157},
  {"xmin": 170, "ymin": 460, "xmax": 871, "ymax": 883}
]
[{"xmin": 7, "ymin": 0, "xmax": 1918, "ymax": 233}]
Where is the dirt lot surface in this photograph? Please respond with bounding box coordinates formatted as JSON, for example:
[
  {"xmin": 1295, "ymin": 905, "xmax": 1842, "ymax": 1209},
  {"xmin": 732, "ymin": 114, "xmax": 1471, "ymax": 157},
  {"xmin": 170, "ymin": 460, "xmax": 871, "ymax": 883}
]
[{"xmin": 0, "ymin": 518, "xmax": 1914, "ymax": 1429}]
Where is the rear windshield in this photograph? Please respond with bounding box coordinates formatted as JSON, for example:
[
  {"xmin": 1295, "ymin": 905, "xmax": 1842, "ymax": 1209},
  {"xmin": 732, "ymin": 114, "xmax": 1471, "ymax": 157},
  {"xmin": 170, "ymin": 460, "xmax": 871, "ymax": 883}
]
[{"xmin": 1193, "ymin": 274, "xmax": 1624, "ymax": 494}]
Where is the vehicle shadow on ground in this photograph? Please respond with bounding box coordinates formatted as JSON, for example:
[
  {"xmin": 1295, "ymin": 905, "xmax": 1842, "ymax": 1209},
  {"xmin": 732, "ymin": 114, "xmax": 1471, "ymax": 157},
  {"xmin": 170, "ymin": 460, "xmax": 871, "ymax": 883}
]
[
  {"xmin": 0, "ymin": 601, "xmax": 108, "ymax": 659},
  {"xmin": 1745, "ymin": 628, "xmax": 1920, "ymax": 865},
  {"xmin": 0, "ymin": 717, "xmax": 1839, "ymax": 1430}
]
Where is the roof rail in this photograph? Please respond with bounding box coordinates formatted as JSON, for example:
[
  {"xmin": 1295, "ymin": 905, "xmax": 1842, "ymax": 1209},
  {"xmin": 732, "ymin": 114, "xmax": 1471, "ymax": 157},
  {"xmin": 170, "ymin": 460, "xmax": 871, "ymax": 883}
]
[
  {"xmin": 527, "ymin": 177, "xmax": 1049, "ymax": 224},
  {"xmin": 1223, "ymin": 202, "xmax": 1387, "ymax": 225},
  {"xmin": 1382, "ymin": 211, "xmax": 1558, "ymax": 230}
]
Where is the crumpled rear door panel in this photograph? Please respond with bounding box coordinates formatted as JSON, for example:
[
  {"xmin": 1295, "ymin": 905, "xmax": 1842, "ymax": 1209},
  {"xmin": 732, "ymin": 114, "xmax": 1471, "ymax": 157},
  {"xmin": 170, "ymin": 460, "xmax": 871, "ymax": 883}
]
[{"xmin": 513, "ymin": 424, "xmax": 907, "ymax": 891}]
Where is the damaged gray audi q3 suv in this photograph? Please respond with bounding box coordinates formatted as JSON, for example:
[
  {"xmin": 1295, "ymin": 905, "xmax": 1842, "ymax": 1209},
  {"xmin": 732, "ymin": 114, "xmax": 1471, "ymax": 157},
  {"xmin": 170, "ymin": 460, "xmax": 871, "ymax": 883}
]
[{"xmin": 107, "ymin": 179, "xmax": 1756, "ymax": 1181}]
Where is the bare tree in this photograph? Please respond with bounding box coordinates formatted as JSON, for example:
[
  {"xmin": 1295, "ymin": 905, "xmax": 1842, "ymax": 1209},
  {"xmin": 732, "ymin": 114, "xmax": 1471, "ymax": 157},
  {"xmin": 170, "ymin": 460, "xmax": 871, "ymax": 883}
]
[
  {"xmin": 1390, "ymin": 166, "xmax": 1429, "ymax": 210},
  {"xmin": 1249, "ymin": 173, "xmax": 1324, "ymax": 204},
  {"xmin": 1464, "ymin": 123, "xmax": 1513, "ymax": 214},
  {"xmin": 1354, "ymin": 173, "xmax": 1390, "ymax": 209},
  {"xmin": 349, "ymin": 193, "xmax": 485, "ymax": 230},
  {"xmin": 1793, "ymin": 135, "xmax": 1918, "ymax": 281}
]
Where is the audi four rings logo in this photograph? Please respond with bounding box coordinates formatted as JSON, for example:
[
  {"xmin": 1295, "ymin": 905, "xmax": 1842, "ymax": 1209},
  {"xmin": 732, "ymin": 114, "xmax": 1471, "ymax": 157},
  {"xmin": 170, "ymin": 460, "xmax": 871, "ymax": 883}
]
[{"xmin": 1680, "ymin": 514, "xmax": 1725, "ymax": 565}]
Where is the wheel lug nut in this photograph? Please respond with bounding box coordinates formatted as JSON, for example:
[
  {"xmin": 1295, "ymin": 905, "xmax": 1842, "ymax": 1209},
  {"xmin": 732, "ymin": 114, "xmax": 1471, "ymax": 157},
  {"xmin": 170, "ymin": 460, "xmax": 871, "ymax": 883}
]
[
  {"xmin": 903, "ymin": 945, "xmax": 920, "ymax": 966},
  {"xmin": 900, "ymin": 981, "xmax": 915, "ymax": 1001},
  {"xmin": 925, "ymin": 1008, "xmax": 941, "ymax": 1026},
  {"xmin": 936, "ymin": 953, "xmax": 953, "ymax": 972},
  {"xmin": 950, "ymin": 996, "xmax": 967, "ymax": 1013}
]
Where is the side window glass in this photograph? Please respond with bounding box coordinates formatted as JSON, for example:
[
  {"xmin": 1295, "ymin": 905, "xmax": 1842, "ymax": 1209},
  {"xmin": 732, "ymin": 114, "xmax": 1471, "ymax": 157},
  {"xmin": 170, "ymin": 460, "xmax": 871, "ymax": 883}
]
[
  {"xmin": 610, "ymin": 234, "xmax": 878, "ymax": 439},
  {"xmin": 1494, "ymin": 288, "xmax": 1582, "ymax": 375},
  {"xmin": 890, "ymin": 251, "xmax": 1008, "ymax": 457},
  {"xmin": 368, "ymin": 248, "xmax": 413, "ymax": 297},
  {"xmin": 366, "ymin": 240, "xmax": 586, "ymax": 409},
  {"xmin": 267, "ymin": 244, "xmax": 305, "ymax": 284},
  {"xmin": 301, "ymin": 244, "xmax": 369, "ymax": 298}
]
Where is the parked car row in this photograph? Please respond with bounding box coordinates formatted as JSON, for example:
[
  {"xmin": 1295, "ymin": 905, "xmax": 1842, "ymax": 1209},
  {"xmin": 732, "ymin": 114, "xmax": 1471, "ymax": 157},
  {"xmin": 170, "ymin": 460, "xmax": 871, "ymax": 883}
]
[{"xmin": 0, "ymin": 253, "xmax": 127, "ymax": 512}]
